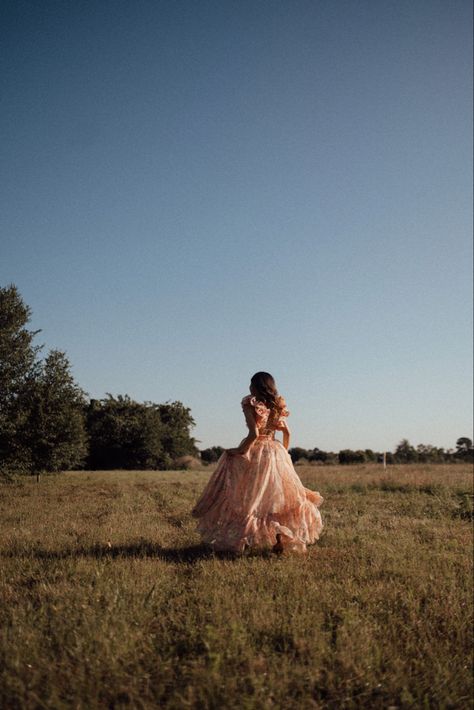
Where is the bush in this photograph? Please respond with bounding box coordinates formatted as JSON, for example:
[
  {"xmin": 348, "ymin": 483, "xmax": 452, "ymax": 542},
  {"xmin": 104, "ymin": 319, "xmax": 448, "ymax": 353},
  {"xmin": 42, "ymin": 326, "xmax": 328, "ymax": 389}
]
[
  {"xmin": 338, "ymin": 449, "xmax": 366, "ymax": 465},
  {"xmin": 173, "ymin": 455, "xmax": 202, "ymax": 470},
  {"xmin": 200, "ymin": 446, "xmax": 225, "ymax": 464}
]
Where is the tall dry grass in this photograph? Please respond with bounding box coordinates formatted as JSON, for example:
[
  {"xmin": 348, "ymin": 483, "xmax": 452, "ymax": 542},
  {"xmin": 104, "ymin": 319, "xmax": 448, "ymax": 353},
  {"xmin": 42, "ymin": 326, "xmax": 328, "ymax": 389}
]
[{"xmin": 0, "ymin": 464, "xmax": 472, "ymax": 709}]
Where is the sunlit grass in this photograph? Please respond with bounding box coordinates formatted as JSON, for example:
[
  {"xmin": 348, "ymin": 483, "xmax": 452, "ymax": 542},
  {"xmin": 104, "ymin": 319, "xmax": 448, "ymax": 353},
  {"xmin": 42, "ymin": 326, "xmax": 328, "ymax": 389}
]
[{"xmin": 1, "ymin": 464, "xmax": 472, "ymax": 708}]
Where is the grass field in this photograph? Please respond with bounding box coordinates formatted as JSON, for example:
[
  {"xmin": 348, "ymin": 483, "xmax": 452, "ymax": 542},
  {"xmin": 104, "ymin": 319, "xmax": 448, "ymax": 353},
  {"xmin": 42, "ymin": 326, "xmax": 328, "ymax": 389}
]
[{"xmin": 0, "ymin": 464, "xmax": 472, "ymax": 709}]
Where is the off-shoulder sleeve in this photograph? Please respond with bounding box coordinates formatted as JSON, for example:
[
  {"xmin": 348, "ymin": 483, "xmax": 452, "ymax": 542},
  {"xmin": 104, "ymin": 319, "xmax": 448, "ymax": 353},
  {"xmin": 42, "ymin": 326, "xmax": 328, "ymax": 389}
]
[
  {"xmin": 278, "ymin": 397, "xmax": 290, "ymax": 418},
  {"xmin": 276, "ymin": 396, "xmax": 290, "ymax": 427},
  {"xmin": 240, "ymin": 395, "xmax": 258, "ymax": 431},
  {"xmin": 242, "ymin": 395, "xmax": 270, "ymax": 418},
  {"xmin": 241, "ymin": 395, "xmax": 253, "ymax": 409}
]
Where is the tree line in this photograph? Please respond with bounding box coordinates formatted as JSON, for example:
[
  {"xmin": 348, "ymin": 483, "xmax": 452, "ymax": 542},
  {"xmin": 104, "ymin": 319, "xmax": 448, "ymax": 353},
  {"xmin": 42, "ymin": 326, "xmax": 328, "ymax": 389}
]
[
  {"xmin": 0, "ymin": 285, "xmax": 197, "ymax": 479},
  {"xmin": 200, "ymin": 438, "xmax": 473, "ymax": 466},
  {"xmin": 287, "ymin": 437, "xmax": 473, "ymax": 465}
]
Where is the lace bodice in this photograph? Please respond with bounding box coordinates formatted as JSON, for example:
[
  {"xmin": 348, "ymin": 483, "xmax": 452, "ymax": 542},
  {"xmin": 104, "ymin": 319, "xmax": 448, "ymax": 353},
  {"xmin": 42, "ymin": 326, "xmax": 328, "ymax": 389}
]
[{"xmin": 241, "ymin": 394, "xmax": 290, "ymax": 435}]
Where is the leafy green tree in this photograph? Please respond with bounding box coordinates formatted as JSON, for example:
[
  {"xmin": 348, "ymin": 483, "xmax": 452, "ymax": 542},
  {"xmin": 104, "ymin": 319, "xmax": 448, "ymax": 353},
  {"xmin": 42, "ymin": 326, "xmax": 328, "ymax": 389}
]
[
  {"xmin": 416, "ymin": 443, "xmax": 446, "ymax": 463},
  {"xmin": 394, "ymin": 439, "xmax": 418, "ymax": 463},
  {"xmin": 364, "ymin": 449, "xmax": 377, "ymax": 462},
  {"xmin": 308, "ymin": 448, "xmax": 328, "ymax": 462},
  {"xmin": 20, "ymin": 350, "xmax": 88, "ymax": 478},
  {"xmin": 86, "ymin": 396, "xmax": 197, "ymax": 470},
  {"xmin": 155, "ymin": 401, "xmax": 198, "ymax": 460},
  {"xmin": 1, "ymin": 286, "xmax": 87, "ymax": 479},
  {"xmin": 200, "ymin": 446, "xmax": 224, "ymax": 464},
  {"xmin": 289, "ymin": 447, "xmax": 309, "ymax": 463},
  {"xmin": 86, "ymin": 395, "xmax": 164, "ymax": 469},
  {"xmin": 338, "ymin": 449, "xmax": 366, "ymax": 464},
  {"xmin": 456, "ymin": 437, "xmax": 474, "ymax": 461},
  {"xmin": 0, "ymin": 285, "xmax": 41, "ymax": 475},
  {"xmin": 456, "ymin": 437, "xmax": 473, "ymax": 453}
]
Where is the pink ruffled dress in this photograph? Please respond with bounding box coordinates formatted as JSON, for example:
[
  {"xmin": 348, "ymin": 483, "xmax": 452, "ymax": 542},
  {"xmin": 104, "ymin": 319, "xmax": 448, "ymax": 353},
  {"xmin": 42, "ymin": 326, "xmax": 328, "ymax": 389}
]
[{"xmin": 192, "ymin": 395, "xmax": 323, "ymax": 553}]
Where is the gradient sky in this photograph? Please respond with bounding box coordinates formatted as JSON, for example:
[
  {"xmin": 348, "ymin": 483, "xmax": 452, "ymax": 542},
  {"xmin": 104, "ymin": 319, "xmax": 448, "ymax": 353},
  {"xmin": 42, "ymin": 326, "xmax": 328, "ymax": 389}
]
[{"xmin": 1, "ymin": 0, "xmax": 472, "ymax": 452}]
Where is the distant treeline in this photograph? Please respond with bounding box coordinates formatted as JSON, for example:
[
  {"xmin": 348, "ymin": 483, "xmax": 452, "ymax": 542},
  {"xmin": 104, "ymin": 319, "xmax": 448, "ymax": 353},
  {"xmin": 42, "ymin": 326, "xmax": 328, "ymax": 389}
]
[
  {"xmin": 200, "ymin": 439, "xmax": 473, "ymax": 466},
  {"xmin": 288, "ymin": 440, "xmax": 473, "ymax": 464},
  {"xmin": 1, "ymin": 285, "xmax": 472, "ymax": 479}
]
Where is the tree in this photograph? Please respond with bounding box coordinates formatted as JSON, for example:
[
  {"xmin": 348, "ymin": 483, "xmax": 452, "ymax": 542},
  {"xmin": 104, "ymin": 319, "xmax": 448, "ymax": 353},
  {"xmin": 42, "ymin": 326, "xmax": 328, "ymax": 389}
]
[
  {"xmin": 416, "ymin": 444, "xmax": 446, "ymax": 463},
  {"xmin": 86, "ymin": 395, "xmax": 165, "ymax": 469},
  {"xmin": 18, "ymin": 350, "xmax": 88, "ymax": 479},
  {"xmin": 289, "ymin": 447, "xmax": 309, "ymax": 463},
  {"xmin": 201, "ymin": 446, "xmax": 224, "ymax": 464},
  {"xmin": 364, "ymin": 449, "xmax": 377, "ymax": 462},
  {"xmin": 456, "ymin": 437, "xmax": 473, "ymax": 453},
  {"xmin": 394, "ymin": 439, "xmax": 418, "ymax": 464},
  {"xmin": 456, "ymin": 437, "xmax": 474, "ymax": 461},
  {"xmin": 85, "ymin": 396, "xmax": 198, "ymax": 470},
  {"xmin": 0, "ymin": 286, "xmax": 88, "ymax": 479},
  {"xmin": 308, "ymin": 448, "xmax": 329, "ymax": 463},
  {"xmin": 0, "ymin": 285, "xmax": 41, "ymax": 475},
  {"xmin": 338, "ymin": 449, "xmax": 366, "ymax": 464},
  {"xmin": 155, "ymin": 401, "xmax": 198, "ymax": 460}
]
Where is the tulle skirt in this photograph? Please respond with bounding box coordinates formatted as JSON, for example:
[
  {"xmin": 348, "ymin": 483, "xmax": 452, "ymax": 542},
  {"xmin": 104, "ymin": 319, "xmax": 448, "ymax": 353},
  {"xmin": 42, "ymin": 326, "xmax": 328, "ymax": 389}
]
[{"xmin": 192, "ymin": 438, "xmax": 323, "ymax": 553}]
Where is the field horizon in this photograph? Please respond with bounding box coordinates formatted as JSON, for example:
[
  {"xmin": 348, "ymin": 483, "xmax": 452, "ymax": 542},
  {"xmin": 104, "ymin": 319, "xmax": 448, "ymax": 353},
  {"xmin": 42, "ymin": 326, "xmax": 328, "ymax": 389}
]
[{"xmin": 1, "ymin": 464, "xmax": 472, "ymax": 708}]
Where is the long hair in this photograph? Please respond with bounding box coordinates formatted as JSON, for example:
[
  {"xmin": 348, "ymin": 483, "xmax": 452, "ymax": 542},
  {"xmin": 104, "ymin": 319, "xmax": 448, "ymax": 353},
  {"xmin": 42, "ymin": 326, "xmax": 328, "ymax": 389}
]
[{"xmin": 250, "ymin": 372, "xmax": 285, "ymax": 418}]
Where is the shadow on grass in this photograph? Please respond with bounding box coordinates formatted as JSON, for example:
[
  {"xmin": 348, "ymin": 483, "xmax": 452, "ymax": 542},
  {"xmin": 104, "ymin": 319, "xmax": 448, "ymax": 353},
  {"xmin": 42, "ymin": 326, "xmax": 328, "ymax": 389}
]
[
  {"xmin": 1, "ymin": 541, "xmax": 274, "ymax": 563},
  {"xmin": 90, "ymin": 542, "xmax": 244, "ymax": 562}
]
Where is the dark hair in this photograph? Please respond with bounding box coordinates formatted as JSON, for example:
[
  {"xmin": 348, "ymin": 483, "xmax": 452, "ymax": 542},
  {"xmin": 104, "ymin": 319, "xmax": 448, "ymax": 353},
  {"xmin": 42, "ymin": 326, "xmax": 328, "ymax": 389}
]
[{"xmin": 250, "ymin": 372, "xmax": 284, "ymax": 417}]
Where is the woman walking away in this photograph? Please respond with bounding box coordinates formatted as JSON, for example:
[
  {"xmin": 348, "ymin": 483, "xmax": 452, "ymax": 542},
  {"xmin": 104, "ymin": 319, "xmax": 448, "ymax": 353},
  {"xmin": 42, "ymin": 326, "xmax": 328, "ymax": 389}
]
[{"xmin": 192, "ymin": 372, "xmax": 323, "ymax": 554}]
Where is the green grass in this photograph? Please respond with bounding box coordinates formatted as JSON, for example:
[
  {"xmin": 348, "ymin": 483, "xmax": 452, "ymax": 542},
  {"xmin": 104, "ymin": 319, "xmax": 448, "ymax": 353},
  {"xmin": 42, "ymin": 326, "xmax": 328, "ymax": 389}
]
[{"xmin": 1, "ymin": 464, "xmax": 472, "ymax": 709}]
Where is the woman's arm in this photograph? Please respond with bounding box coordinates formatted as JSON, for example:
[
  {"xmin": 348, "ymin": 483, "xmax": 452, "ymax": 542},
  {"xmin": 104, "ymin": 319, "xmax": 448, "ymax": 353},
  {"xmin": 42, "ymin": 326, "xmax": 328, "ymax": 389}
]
[
  {"xmin": 226, "ymin": 404, "xmax": 258, "ymax": 456},
  {"xmin": 280, "ymin": 420, "xmax": 291, "ymax": 450}
]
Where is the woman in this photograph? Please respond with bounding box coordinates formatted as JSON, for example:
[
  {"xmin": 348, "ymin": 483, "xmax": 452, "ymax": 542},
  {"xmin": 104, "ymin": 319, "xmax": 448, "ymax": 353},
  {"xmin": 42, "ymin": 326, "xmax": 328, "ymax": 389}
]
[{"xmin": 192, "ymin": 372, "xmax": 323, "ymax": 554}]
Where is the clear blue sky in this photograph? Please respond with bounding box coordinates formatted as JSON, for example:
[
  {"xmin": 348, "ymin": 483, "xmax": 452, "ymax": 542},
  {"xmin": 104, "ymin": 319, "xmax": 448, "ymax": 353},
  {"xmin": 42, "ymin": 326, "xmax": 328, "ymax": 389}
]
[{"xmin": 1, "ymin": 0, "xmax": 472, "ymax": 452}]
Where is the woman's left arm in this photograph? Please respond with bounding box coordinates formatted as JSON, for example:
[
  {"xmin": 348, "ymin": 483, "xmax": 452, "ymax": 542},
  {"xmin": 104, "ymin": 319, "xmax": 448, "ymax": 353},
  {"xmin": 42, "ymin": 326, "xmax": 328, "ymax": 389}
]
[{"xmin": 280, "ymin": 421, "xmax": 291, "ymax": 450}]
